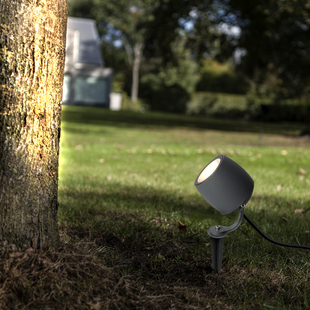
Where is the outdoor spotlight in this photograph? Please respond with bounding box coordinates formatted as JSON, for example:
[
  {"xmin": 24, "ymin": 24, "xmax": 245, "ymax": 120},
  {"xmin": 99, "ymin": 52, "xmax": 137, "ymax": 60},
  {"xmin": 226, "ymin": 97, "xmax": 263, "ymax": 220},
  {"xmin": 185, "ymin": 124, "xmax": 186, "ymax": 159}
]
[
  {"xmin": 195, "ymin": 155, "xmax": 254, "ymax": 215},
  {"xmin": 195, "ymin": 154, "xmax": 310, "ymax": 272}
]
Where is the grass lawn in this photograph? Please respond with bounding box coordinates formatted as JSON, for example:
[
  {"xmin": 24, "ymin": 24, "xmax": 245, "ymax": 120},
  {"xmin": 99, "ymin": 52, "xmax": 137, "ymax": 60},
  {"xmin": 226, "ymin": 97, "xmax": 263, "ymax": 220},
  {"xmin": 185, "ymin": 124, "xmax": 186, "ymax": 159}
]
[{"xmin": 3, "ymin": 106, "xmax": 310, "ymax": 309}]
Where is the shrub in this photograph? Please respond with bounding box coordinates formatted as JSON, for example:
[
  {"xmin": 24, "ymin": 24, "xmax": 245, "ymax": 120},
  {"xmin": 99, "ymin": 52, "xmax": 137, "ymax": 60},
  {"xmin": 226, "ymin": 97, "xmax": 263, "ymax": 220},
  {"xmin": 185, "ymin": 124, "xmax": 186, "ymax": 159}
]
[
  {"xmin": 121, "ymin": 92, "xmax": 148, "ymax": 112},
  {"xmin": 248, "ymin": 96, "xmax": 310, "ymax": 123},
  {"xmin": 196, "ymin": 59, "xmax": 249, "ymax": 94},
  {"xmin": 187, "ymin": 92, "xmax": 248, "ymax": 119},
  {"xmin": 140, "ymin": 39, "xmax": 200, "ymax": 113}
]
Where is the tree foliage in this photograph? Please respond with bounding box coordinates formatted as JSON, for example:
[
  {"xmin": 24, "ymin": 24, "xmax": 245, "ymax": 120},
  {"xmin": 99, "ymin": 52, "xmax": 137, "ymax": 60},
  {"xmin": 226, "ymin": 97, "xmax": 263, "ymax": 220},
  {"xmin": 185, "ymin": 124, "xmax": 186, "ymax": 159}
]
[
  {"xmin": 219, "ymin": 0, "xmax": 310, "ymax": 99},
  {"xmin": 69, "ymin": 0, "xmax": 310, "ymax": 113},
  {"xmin": 141, "ymin": 38, "xmax": 200, "ymax": 113},
  {"xmin": 70, "ymin": 0, "xmax": 161, "ymax": 101},
  {"xmin": 197, "ymin": 59, "xmax": 248, "ymax": 94},
  {"xmin": 69, "ymin": 0, "xmax": 211, "ymax": 108}
]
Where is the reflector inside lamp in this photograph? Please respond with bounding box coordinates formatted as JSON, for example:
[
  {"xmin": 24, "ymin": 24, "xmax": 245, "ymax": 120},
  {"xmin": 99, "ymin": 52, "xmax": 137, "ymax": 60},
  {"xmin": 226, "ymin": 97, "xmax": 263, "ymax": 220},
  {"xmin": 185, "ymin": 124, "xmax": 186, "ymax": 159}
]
[{"xmin": 197, "ymin": 158, "xmax": 221, "ymax": 183}]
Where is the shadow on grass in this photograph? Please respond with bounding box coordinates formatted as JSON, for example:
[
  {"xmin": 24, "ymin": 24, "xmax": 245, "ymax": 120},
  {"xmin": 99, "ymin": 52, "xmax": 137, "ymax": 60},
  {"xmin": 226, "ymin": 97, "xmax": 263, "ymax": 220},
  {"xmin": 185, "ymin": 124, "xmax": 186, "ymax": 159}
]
[
  {"xmin": 59, "ymin": 183, "xmax": 310, "ymax": 266},
  {"xmin": 61, "ymin": 105, "xmax": 306, "ymax": 136},
  {"xmin": 238, "ymin": 194, "xmax": 310, "ymax": 251},
  {"xmin": 57, "ymin": 184, "xmax": 310, "ymax": 309},
  {"xmin": 59, "ymin": 182, "xmax": 231, "ymax": 226}
]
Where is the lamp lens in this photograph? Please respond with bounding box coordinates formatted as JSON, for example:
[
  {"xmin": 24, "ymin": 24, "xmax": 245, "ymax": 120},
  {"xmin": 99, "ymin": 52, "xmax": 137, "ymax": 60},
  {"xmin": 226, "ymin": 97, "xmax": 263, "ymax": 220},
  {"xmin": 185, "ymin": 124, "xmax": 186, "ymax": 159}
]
[{"xmin": 197, "ymin": 158, "xmax": 221, "ymax": 183}]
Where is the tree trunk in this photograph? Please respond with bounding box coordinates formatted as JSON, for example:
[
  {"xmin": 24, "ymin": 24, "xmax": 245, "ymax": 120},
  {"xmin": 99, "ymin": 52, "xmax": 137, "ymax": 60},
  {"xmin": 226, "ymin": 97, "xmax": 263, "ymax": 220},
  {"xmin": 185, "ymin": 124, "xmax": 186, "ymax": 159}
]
[
  {"xmin": 0, "ymin": 0, "xmax": 68, "ymax": 256},
  {"xmin": 131, "ymin": 42, "xmax": 143, "ymax": 102}
]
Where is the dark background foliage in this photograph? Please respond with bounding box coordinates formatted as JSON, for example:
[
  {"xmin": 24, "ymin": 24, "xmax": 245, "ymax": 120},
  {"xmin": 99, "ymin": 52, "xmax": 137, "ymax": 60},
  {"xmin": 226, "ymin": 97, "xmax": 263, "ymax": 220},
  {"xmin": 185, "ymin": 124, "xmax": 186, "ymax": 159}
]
[{"xmin": 68, "ymin": 0, "xmax": 310, "ymax": 122}]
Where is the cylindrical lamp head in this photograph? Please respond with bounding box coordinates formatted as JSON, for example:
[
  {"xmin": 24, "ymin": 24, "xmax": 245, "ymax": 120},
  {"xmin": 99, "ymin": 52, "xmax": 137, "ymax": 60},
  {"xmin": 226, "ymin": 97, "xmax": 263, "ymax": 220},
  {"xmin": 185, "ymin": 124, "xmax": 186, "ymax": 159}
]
[{"xmin": 195, "ymin": 155, "xmax": 254, "ymax": 215}]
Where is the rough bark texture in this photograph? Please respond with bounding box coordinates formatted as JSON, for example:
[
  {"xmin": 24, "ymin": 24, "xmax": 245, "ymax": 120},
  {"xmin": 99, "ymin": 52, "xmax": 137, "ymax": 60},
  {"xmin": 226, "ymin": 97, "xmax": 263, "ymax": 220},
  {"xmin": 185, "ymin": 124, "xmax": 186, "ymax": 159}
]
[{"xmin": 0, "ymin": 0, "xmax": 68, "ymax": 256}]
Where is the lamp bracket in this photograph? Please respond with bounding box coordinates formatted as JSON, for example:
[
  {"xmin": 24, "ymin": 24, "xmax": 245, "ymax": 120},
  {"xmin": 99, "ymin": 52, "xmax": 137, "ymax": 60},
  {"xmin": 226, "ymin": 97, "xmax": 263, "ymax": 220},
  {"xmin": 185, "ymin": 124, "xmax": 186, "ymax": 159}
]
[
  {"xmin": 207, "ymin": 206, "xmax": 245, "ymax": 239},
  {"xmin": 207, "ymin": 206, "xmax": 245, "ymax": 271}
]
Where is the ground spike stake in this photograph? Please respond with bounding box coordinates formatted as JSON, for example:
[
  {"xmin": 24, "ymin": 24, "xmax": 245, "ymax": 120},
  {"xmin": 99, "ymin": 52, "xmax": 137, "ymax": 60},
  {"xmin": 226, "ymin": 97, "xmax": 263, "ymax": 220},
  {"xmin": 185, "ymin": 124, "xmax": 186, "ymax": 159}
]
[
  {"xmin": 210, "ymin": 237, "xmax": 224, "ymax": 271},
  {"xmin": 207, "ymin": 208, "xmax": 245, "ymax": 271}
]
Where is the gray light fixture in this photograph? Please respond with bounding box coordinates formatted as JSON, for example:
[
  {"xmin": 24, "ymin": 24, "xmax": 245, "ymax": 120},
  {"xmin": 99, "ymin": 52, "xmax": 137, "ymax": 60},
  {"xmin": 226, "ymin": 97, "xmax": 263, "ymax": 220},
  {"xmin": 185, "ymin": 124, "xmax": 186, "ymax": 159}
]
[
  {"xmin": 195, "ymin": 155, "xmax": 254, "ymax": 216},
  {"xmin": 195, "ymin": 154, "xmax": 310, "ymax": 271}
]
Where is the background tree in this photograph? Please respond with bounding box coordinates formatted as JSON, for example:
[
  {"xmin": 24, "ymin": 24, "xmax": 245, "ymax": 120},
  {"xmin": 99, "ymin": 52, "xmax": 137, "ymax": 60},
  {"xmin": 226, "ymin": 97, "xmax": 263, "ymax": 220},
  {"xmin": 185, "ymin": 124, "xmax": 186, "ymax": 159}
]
[
  {"xmin": 0, "ymin": 0, "xmax": 68, "ymax": 256},
  {"xmin": 218, "ymin": 0, "xmax": 310, "ymax": 100},
  {"xmin": 70, "ymin": 0, "xmax": 310, "ymax": 112},
  {"xmin": 196, "ymin": 59, "xmax": 249, "ymax": 94},
  {"xmin": 70, "ymin": 0, "xmax": 160, "ymax": 102},
  {"xmin": 140, "ymin": 38, "xmax": 200, "ymax": 113},
  {"xmin": 69, "ymin": 0, "xmax": 214, "ymax": 108}
]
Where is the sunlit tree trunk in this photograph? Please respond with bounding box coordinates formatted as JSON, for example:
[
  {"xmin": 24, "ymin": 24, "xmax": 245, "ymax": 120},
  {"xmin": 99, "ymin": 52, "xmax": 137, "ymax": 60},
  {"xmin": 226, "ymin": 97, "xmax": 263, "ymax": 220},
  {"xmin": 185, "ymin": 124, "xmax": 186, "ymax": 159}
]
[{"xmin": 0, "ymin": 0, "xmax": 68, "ymax": 256}]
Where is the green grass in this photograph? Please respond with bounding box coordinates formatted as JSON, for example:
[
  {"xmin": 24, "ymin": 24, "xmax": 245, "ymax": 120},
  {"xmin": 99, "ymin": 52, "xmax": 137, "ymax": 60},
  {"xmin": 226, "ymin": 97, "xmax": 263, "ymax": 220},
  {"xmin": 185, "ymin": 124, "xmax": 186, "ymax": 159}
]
[{"xmin": 58, "ymin": 106, "xmax": 310, "ymax": 309}]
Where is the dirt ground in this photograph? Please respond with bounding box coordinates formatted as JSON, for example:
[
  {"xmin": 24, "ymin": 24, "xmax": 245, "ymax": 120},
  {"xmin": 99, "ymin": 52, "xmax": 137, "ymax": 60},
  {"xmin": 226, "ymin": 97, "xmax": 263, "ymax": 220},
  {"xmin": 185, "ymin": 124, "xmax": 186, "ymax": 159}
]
[{"xmin": 0, "ymin": 223, "xmax": 297, "ymax": 310}]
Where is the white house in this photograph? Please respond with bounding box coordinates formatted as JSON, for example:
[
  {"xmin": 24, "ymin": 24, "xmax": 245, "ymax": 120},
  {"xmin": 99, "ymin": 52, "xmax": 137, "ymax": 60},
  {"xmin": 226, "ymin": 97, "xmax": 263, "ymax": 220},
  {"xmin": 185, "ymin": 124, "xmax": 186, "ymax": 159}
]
[{"xmin": 62, "ymin": 17, "xmax": 113, "ymax": 107}]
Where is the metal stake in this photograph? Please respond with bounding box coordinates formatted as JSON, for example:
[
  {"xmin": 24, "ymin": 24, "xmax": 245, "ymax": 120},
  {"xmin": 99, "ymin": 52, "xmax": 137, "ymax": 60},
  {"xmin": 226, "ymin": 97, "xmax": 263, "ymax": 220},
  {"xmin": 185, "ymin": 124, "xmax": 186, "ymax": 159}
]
[{"xmin": 207, "ymin": 207, "xmax": 245, "ymax": 271}]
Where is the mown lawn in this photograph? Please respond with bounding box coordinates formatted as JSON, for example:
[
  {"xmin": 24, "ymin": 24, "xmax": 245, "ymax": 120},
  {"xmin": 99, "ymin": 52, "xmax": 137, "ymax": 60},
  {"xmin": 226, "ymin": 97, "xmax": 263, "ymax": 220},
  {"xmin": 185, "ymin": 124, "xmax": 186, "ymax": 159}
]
[
  {"xmin": 57, "ymin": 106, "xmax": 310, "ymax": 309},
  {"xmin": 2, "ymin": 106, "xmax": 310, "ymax": 309}
]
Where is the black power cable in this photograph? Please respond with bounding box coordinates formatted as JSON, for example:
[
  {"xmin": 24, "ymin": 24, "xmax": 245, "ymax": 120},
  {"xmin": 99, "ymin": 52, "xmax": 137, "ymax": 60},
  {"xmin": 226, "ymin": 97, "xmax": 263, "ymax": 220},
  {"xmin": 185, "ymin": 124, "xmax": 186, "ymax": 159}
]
[{"xmin": 244, "ymin": 213, "xmax": 310, "ymax": 250}]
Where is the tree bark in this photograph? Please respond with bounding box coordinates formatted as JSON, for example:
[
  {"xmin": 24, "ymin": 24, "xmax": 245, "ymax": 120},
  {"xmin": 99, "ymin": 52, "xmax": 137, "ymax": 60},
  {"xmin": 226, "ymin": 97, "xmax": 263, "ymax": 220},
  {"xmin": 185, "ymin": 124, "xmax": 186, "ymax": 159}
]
[
  {"xmin": 131, "ymin": 42, "xmax": 143, "ymax": 102},
  {"xmin": 0, "ymin": 0, "xmax": 68, "ymax": 256}
]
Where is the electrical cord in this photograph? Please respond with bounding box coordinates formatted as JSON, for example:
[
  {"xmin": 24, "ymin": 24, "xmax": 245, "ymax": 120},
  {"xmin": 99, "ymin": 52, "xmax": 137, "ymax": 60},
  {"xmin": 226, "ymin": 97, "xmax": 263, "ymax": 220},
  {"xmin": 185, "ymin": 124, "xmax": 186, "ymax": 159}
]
[{"xmin": 244, "ymin": 213, "xmax": 310, "ymax": 250}]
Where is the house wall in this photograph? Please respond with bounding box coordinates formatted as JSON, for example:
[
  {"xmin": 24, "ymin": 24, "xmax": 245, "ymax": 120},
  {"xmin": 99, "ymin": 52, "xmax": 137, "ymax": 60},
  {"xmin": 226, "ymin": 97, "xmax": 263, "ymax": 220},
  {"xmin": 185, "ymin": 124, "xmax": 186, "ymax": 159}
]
[{"xmin": 62, "ymin": 17, "xmax": 113, "ymax": 107}]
